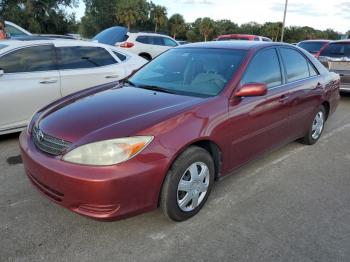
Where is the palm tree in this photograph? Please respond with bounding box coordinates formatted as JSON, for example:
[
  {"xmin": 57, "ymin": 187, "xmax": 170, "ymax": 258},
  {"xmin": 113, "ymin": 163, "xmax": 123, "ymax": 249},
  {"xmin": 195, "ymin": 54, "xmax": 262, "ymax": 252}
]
[
  {"xmin": 151, "ymin": 4, "xmax": 167, "ymax": 33},
  {"xmin": 168, "ymin": 14, "xmax": 186, "ymax": 39},
  {"xmin": 200, "ymin": 17, "xmax": 214, "ymax": 41},
  {"xmin": 116, "ymin": 0, "xmax": 149, "ymax": 31}
]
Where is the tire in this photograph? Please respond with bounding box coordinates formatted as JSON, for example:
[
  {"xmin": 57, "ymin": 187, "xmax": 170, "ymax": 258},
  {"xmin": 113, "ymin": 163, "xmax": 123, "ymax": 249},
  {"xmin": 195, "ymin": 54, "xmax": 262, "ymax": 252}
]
[
  {"xmin": 301, "ymin": 106, "xmax": 326, "ymax": 145},
  {"xmin": 139, "ymin": 53, "xmax": 152, "ymax": 61},
  {"xmin": 160, "ymin": 146, "xmax": 215, "ymax": 221}
]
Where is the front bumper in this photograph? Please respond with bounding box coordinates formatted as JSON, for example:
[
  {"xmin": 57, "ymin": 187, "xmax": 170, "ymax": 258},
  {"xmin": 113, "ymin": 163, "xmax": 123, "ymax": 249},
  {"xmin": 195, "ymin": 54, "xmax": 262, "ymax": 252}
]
[{"xmin": 19, "ymin": 131, "xmax": 168, "ymax": 221}]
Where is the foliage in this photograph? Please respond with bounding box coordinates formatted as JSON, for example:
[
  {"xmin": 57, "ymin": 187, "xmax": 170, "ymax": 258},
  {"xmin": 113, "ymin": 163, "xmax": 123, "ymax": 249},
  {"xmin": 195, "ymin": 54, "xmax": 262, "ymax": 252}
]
[
  {"xmin": 0, "ymin": 0, "xmax": 342, "ymax": 41},
  {"xmin": 116, "ymin": 0, "xmax": 149, "ymax": 31},
  {"xmin": 199, "ymin": 17, "xmax": 215, "ymax": 41},
  {"xmin": 168, "ymin": 14, "xmax": 186, "ymax": 39},
  {"xmin": 0, "ymin": 0, "xmax": 78, "ymax": 34},
  {"xmin": 150, "ymin": 2, "xmax": 167, "ymax": 33}
]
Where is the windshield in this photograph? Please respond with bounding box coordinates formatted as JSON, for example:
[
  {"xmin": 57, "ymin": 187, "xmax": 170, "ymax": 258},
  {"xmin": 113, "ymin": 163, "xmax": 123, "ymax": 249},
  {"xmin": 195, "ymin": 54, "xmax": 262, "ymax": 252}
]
[
  {"xmin": 298, "ymin": 41, "xmax": 327, "ymax": 54},
  {"xmin": 129, "ymin": 48, "xmax": 247, "ymax": 97},
  {"xmin": 320, "ymin": 42, "xmax": 350, "ymax": 58},
  {"xmin": 0, "ymin": 44, "xmax": 8, "ymax": 50}
]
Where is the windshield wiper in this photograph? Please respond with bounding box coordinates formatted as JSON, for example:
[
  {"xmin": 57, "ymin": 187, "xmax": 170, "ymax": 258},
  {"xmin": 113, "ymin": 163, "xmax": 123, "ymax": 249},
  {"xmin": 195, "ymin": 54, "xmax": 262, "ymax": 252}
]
[
  {"xmin": 123, "ymin": 79, "xmax": 136, "ymax": 86},
  {"xmin": 137, "ymin": 85, "xmax": 177, "ymax": 94}
]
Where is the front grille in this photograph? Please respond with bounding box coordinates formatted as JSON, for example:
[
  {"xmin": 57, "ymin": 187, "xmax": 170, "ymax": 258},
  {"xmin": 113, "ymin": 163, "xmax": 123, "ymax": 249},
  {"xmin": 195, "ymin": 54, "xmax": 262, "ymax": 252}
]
[{"xmin": 32, "ymin": 126, "xmax": 71, "ymax": 156}]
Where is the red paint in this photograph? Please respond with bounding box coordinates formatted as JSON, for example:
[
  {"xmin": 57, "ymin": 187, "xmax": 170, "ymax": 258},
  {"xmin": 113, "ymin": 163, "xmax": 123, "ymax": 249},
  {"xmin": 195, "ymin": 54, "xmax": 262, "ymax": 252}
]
[
  {"xmin": 20, "ymin": 42, "xmax": 340, "ymax": 221},
  {"xmin": 235, "ymin": 83, "xmax": 267, "ymax": 97}
]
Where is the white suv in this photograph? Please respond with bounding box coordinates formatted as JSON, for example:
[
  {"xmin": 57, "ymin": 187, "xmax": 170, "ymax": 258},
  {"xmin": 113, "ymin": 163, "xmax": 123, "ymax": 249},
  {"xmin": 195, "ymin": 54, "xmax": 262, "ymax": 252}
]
[{"xmin": 93, "ymin": 27, "xmax": 179, "ymax": 60}]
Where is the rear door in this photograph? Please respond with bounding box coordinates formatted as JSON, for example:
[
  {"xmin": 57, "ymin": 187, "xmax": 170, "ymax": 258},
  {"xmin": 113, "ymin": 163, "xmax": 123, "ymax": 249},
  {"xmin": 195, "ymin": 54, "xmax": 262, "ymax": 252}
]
[
  {"xmin": 279, "ymin": 47, "xmax": 323, "ymax": 139},
  {"xmin": 0, "ymin": 44, "xmax": 60, "ymax": 131},
  {"xmin": 57, "ymin": 45, "xmax": 125, "ymax": 96},
  {"xmin": 227, "ymin": 47, "xmax": 290, "ymax": 171}
]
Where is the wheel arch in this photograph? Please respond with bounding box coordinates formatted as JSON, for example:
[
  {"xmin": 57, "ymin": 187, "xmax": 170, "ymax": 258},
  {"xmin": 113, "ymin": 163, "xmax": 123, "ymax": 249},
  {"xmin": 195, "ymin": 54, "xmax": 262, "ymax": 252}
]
[
  {"xmin": 138, "ymin": 52, "xmax": 152, "ymax": 60},
  {"xmin": 321, "ymin": 100, "xmax": 330, "ymax": 120},
  {"xmin": 157, "ymin": 138, "xmax": 223, "ymax": 206}
]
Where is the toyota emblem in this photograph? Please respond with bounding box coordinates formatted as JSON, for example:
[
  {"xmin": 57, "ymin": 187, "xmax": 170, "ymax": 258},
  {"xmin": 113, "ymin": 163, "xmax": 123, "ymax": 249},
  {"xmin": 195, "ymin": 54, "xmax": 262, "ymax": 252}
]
[{"xmin": 37, "ymin": 130, "xmax": 44, "ymax": 141}]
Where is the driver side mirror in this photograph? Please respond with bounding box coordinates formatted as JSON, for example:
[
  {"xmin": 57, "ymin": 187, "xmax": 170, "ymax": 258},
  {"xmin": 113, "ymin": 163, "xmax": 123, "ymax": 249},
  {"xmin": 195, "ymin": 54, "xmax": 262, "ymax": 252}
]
[{"xmin": 235, "ymin": 83, "xmax": 267, "ymax": 97}]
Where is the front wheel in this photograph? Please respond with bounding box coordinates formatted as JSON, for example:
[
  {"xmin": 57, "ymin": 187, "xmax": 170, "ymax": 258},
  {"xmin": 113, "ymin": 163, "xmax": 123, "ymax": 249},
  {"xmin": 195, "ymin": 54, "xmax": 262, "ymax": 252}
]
[
  {"xmin": 160, "ymin": 146, "xmax": 215, "ymax": 221},
  {"xmin": 301, "ymin": 106, "xmax": 326, "ymax": 145}
]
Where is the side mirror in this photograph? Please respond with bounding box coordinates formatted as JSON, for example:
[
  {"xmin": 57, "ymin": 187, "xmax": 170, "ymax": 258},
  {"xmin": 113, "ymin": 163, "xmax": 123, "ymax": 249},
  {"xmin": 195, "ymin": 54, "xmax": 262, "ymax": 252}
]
[
  {"xmin": 0, "ymin": 69, "xmax": 4, "ymax": 77},
  {"xmin": 235, "ymin": 83, "xmax": 267, "ymax": 97}
]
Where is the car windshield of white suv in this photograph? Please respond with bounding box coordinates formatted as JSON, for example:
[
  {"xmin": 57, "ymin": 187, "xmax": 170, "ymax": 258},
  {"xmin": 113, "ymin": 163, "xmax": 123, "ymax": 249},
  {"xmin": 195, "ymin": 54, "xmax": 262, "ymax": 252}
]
[{"xmin": 129, "ymin": 48, "xmax": 247, "ymax": 97}]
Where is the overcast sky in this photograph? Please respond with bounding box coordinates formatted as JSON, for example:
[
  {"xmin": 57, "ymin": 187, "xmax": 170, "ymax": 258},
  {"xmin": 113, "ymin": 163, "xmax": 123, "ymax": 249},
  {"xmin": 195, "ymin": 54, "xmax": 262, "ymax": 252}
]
[{"xmin": 75, "ymin": 0, "xmax": 349, "ymax": 33}]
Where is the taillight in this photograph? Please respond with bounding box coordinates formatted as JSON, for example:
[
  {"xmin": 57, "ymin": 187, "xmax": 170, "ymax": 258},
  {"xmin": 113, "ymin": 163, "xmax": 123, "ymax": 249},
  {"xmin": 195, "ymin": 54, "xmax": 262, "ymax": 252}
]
[{"xmin": 120, "ymin": 42, "xmax": 134, "ymax": 48}]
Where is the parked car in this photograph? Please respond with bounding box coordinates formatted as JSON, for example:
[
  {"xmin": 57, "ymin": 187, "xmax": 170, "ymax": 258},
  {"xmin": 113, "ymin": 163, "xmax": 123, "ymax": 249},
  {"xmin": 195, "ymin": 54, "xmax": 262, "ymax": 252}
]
[
  {"xmin": 5, "ymin": 21, "xmax": 32, "ymax": 37},
  {"xmin": 0, "ymin": 39, "xmax": 147, "ymax": 135},
  {"xmin": 4, "ymin": 21, "xmax": 78, "ymax": 40},
  {"xmin": 297, "ymin": 40, "xmax": 330, "ymax": 57},
  {"xmin": 217, "ymin": 34, "xmax": 272, "ymax": 42},
  {"xmin": 318, "ymin": 40, "xmax": 350, "ymax": 92},
  {"xmin": 93, "ymin": 26, "xmax": 179, "ymax": 60},
  {"xmin": 20, "ymin": 41, "xmax": 340, "ymax": 222}
]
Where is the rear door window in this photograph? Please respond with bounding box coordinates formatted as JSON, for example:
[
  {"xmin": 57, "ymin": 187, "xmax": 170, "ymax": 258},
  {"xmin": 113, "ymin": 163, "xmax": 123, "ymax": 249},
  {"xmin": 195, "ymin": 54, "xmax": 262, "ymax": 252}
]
[
  {"xmin": 241, "ymin": 48, "xmax": 282, "ymax": 88},
  {"xmin": 136, "ymin": 36, "xmax": 151, "ymax": 44},
  {"xmin": 113, "ymin": 51, "xmax": 127, "ymax": 61},
  {"xmin": 0, "ymin": 45, "xmax": 56, "ymax": 73},
  {"xmin": 57, "ymin": 46, "xmax": 117, "ymax": 70},
  {"xmin": 320, "ymin": 43, "xmax": 350, "ymax": 58},
  {"xmin": 163, "ymin": 37, "xmax": 178, "ymax": 47},
  {"xmin": 280, "ymin": 48, "xmax": 310, "ymax": 82}
]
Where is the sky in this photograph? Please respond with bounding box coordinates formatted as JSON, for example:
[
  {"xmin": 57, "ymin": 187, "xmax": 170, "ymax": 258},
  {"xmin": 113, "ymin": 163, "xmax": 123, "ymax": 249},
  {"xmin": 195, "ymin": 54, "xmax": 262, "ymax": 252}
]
[{"xmin": 73, "ymin": 0, "xmax": 349, "ymax": 33}]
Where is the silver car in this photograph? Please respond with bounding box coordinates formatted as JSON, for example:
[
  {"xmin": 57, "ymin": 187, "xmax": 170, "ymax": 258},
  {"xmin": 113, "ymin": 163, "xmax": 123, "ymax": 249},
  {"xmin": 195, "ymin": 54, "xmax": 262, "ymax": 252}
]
[{"xmin": 318, "ymin": 40, "xmax": 350, "ymax": 92}]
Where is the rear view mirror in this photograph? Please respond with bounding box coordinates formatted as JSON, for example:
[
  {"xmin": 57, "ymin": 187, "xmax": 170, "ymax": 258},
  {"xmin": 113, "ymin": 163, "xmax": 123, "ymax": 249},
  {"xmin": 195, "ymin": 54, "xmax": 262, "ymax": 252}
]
[{"xmin": 235, "ymin": 83, "xmax": 267, "ymax": 97}]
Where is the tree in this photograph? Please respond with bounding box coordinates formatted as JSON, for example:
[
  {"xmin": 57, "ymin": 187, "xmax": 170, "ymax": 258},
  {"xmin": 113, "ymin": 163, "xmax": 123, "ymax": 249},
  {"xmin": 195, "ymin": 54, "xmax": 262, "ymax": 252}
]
[
  {"xmin": 150, "ymin": 3, "xmax": 167, "ymax": 33},
  {"xmin": 239, "ymin": 22, "xmax": 262, "ymax": 35},
  {"xmin": 168, "ymin": 14, "xmax": 186, "ymax": 39},
  {"xmin": 215, "ymin": 19, "xmax": 238, "ymax": 36},
  {"xmin": 80, "ymin": 0, "xmax": 118, "ymax": 37},
  {"xmin": 261, "ymin": 22, "xmax": 282, "ymax": 41},
  {"xmin": 0, "ymin": 0, "xmax": 79, "ymax": 34},
  {"xmin": 116, "ymin": 0, "xmax": 149, "ymax": 31},
  {"xmin": 199, "ymin": 17, "xmax": 215, "ymax": 41}
]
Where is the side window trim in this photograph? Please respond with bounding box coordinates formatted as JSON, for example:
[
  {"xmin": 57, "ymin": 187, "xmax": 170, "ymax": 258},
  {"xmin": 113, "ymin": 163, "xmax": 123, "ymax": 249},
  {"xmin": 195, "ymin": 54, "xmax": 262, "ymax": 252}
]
[
  {"xmin": 56, "ymin": 46, "xmax": 117, "ymax": 71},
  {"xmin": 0, "ymin": 44, "xmax": 58, "ymax": 74},
  {"xmin": 277, "ymin": 46, "xmax": 320, "ymax": 84},
  {"xmin": 241, "ymin": 46, "xmax": 284, "ymax": 90}
]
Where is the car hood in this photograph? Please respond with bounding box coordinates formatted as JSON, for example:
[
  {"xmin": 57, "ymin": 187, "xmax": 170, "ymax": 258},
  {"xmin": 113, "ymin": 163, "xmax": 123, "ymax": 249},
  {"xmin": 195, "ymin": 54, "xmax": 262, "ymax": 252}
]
[{"xmin": 38, "ymin": 85, "xmax": 203, "ymax": 144}]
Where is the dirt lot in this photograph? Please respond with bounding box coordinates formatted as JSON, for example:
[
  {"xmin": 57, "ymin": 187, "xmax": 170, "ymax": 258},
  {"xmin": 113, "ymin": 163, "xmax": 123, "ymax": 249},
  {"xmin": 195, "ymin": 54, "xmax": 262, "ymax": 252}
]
[{"xmin": 1, "ymin": 95, "xmax": 350, "ymax": 262}]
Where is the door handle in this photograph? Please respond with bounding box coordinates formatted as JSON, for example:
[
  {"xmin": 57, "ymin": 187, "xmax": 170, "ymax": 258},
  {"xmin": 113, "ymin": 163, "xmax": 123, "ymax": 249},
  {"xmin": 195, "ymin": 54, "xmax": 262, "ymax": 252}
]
[
  {"xmin": 40, "ymin": 79, "xmax": 58, "ymax": 84},
  {"xmin": 279, "ymin": 95, "xmax": 289, "ymax": 103},
  {"xmin": 105, "ymin": 74, "xmax": 120, "ymax": 79}
]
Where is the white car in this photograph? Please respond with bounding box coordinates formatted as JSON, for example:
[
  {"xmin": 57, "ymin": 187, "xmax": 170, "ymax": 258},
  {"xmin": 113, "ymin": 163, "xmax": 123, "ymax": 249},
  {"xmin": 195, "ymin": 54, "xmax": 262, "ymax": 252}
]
[
  {"xmin": 93, "ymin": 27, "xmax": 179, "ymax": 60},
  {"xmin": 5, "ymin": 21, "xmax": 32, "ymax": 37},
  {"xmin": 0, "ymin": 39, "xmax": 147, "ymax": 135}
]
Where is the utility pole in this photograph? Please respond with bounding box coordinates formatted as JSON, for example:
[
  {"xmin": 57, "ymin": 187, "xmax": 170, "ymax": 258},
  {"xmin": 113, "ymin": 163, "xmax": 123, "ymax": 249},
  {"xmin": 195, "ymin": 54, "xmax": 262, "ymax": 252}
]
[{"xmin": 280, "ymin": 0, "xmax": 288, "ymax": 42}]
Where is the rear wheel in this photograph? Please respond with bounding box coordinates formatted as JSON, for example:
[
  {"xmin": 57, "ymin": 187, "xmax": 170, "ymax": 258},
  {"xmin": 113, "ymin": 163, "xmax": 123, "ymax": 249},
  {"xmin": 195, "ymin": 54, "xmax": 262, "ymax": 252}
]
[
  {"xmin": 160, "ymin": 146, "xmax": 215, "ymax": 221},
  {"xmin": 301, "ymin": 106, "xmax": 326, "ymax": 145}
]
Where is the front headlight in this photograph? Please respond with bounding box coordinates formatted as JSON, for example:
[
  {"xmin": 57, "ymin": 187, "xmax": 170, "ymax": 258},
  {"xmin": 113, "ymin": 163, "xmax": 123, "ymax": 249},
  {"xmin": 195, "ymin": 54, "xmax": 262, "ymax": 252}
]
[{"xmin": 62, "ymin": 136, "xmax": 153, "ymax": 166}]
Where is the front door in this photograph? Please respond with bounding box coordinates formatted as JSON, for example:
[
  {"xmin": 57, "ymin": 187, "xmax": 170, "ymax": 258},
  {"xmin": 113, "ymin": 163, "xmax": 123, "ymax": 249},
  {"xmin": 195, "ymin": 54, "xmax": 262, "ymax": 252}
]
[
  {"xmin": 225, "ymin": 47, "xmax": 291, "ymax": 172},
  {"xmin": 0, "ymin": 45, "xmax": 61, "ymax": 132}
]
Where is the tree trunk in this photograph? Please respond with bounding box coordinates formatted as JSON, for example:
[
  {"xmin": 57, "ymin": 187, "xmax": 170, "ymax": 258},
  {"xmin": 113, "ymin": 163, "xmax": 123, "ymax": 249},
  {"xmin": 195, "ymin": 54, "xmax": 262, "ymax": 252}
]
[
  {"xmin": 173, "ymin": 34, "xmax": 176, "ymax": 39},
  {"xmin": 127, "ymin": 23, "xmax": 130, "ymax": 31},
  {"xmin": 204, "ymin": 35, "xmax": 207, "ymax": 41},
  {"xmin": 155, "ymin": 23, "xmax": 158, "ymax": 33}
]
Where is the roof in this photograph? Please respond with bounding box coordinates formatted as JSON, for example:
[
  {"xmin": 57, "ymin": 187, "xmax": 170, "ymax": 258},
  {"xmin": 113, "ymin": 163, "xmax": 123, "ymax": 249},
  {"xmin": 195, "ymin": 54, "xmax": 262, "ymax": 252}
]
[
  {"xmin": 177, "ymin": 40, "xmax": 279, "ymax": 50},
  {"xmin": 298, "ymin": 39, "xmax": 331, "ymax": 43},
  {"xmin": 127, "ymin": 32, "xmax": 173, "ymax": 38},
  {"xmin": 0, "ymin": 39, "xmax": 114, "ymax": 49}
]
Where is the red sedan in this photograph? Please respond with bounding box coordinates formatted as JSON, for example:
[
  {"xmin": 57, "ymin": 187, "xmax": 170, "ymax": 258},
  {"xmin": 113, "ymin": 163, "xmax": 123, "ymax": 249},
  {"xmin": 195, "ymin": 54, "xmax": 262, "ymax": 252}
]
[{"xmin": 20, "ymin": 41, "xmax": 340, "ymax": 221}]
